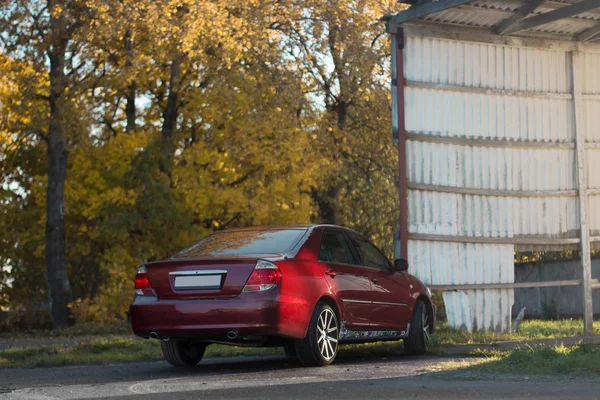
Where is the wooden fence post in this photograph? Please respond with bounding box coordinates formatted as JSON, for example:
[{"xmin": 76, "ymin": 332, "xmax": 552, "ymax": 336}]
[{"xmin": 571, "ymin": 50, "xmax": 594, "ymax": 337}]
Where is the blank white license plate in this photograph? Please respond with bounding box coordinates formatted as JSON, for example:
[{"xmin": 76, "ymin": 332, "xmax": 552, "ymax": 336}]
[{"xmin": 174, "ymin": 275, "xmax": 222, "ymax": 289}]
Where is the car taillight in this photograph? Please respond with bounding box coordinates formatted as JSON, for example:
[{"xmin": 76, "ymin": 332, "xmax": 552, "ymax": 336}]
[
  {"xmin": 243, "ymin": 260, "xmax": 282, "ymax": 292},
  {"xmin": 134, "ymin": 265, "xmax": 154, "ymax": 296}
]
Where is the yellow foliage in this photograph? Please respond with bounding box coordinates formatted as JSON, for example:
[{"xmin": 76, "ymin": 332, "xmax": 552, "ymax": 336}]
[{"xmin": 0, "ymin": 0, "xmax": 407, "ymax": 325}]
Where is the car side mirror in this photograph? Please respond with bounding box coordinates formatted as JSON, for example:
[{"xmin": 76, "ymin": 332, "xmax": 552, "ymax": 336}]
[{"xmin": 393, "ymin": 258, "xmax": 409, "ymax": 272}]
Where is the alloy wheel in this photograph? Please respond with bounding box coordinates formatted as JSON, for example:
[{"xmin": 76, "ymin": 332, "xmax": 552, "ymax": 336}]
[
  {"xmin": 422, "ymin": 305, "xmax": 430, "ymax": 347},
  {"xmin": 316, "ymin": 308, "xmax": 338, "ymax": 361}
]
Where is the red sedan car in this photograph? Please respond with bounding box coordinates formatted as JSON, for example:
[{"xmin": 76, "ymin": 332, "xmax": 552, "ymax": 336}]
[{"xmin": 130, "ymin": 225, "xmax": 435, "ymax": 367}]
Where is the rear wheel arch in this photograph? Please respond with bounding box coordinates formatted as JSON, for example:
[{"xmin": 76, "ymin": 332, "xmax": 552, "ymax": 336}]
[
  {"xmin": 297, "ymin": 295, "xmax": 342, "ymax": 339},
  {"xmin": 295, "ymin": 301, "xmax": 340, "ymax": 366},
  {"xmin": 316, "ymin": 295, "xmax": 341, "ymax": 323}
]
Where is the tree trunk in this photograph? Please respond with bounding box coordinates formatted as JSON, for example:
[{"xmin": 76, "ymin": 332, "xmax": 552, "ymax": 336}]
[
  {"xmin": 125, "ymin": 81, "xmax": 136, "ymax": 133},
  {"xmin": 336, "ymin": 101, "xmax": 348, "ymax": 130},
  {"xmin": 124, "ymin": 28, "xmax": 136, "ymax": 134},
  {"xmin": 311, "ymin": 102, "xmax": 348, "ymax": 224},
  {"xmin": 162, "ymin": 57, "xmax": 181, "ymax": 139},
  {"xmin": 159, "ymin": 57, "xmax": 182, "ymax": 174},
  {"xmin": 46, "ymin": 13, "xmax": 72, "ymax": 327},
  {"xmin": 312, "ymin": 186, "xmax": 340, "ymax": 225}
]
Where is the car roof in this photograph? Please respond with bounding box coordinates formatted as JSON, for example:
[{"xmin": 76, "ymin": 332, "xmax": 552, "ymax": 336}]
[
  {"xmin": 212, "ymin": 225, "xmax": 314, "ymax": 232},
  {"xmin": 213, "ymin": 225, "xmax": 368, "ymax": 240},
  {"xmin": 214, "ymin": 224, "xmax": 356, "ymax": 232}
]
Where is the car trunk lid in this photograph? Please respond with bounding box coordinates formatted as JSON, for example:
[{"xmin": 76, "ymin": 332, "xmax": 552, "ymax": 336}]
[{"xmin": 145, "ymin": 257, "xmax": 268, "ymax": 299}]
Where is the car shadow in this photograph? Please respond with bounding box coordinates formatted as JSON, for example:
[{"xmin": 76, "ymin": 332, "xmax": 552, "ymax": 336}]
[{"xmin": 152, "ymin": 344, "xmax": 432, "ymax": 377}]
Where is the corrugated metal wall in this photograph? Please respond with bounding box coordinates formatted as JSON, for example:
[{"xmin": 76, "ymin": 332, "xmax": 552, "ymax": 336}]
[
  {"xmin": 409, "ymin": 240, "xmax": 514, "ymax": 332},
  {"xmin": 582, "ymin": 50, "xmax": 600, "ymax": 237},
  {"xmin": 404, "ymin": 39, "xmax": 571, "ymax": 92},
  {"xmin": 398, "ymin": 34, "xmax": 600, "ymax": 332}
]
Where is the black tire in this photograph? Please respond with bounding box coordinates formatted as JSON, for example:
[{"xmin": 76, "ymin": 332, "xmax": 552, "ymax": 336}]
[
  {"xmin": 295, "ymin": 302, "xmax": 339, "ymax": 366},
  {"xmin": 283, "ymin": 343, "xmax": 297, "ymax": 357},
  {"xmin": 160, "ymin": 339, "xmax": 207, "ymax": 367},
  {"xmin": 404, "ymin": 300, "xmax": 430, "ymax": 355}
]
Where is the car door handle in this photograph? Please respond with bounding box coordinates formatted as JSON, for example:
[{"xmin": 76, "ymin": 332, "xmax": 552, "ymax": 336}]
[
  {"xmin": 371, "ymin": 278, "xmax": 378, "ymax": 284},
  {"xmin": 325, "ymin": 270, "xmax": 336, "ymax": 277}
]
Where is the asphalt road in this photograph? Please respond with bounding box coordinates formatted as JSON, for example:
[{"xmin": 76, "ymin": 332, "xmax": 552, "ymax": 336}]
[{"xmin": 1, "ymin": 352, "xmax": 599, "ymax": 399}]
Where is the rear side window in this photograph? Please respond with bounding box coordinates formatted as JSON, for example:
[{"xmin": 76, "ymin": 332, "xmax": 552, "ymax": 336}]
[
  {"xmin": 319, "ymin": 230, "xmax": 356, "ymax": 265},
  {"xmin": 173, "ymin": 229, "xmax": 307, "ymax": 258},
  {"xmin": 349, "ymin": 233, "xmax": 391, "ymax": 271}
]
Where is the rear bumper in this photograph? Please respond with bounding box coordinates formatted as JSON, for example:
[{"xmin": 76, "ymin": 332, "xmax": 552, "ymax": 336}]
[{"xmin": 130, "ymin": 291, "xmax": 286, "ymax": 340}]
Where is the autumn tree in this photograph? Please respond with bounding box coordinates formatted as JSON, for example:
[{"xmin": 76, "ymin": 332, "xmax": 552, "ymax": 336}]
[
  {"xmin": 274, "ymin": 0, "xmax": 400, "ymax": 252},
  {"xmin": 0, "ymin": 0, "xmax": 404, "ymax": 327},
  {"xmin": 0, "ymin": 54, "xmax": 50, "ymax": 325},
  {"xmin": 58, "ymin": 0, "xmax": 320, "ymax": 321},
  {"xmin": 0, "ymin": 0, "xmax": 97, "ymax": 326}
]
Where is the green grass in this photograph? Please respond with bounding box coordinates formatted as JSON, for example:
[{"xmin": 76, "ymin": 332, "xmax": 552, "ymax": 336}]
[
  {"xmin": 0, "ymin": 338, "xmax": 160, "ymax": 368},
  {"xmin": 0, "ymin": 338, "xmax": 285, "ymax": 368},
  {"xmin": 0, "ymin": 321, "xmax": 132, "ymax": 339},
  {"xmin": 429, "ymin": 319, "xmax": 600, "ymax": 347},
  {"xmin": 429, "ymin": 343, "xmax": 600, "ymax": 377}
]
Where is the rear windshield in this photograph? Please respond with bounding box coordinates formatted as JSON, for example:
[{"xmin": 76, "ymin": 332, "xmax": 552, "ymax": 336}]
[{"xmin": 173, "ymin": 229, "xmax": 307, "ymax": 258}]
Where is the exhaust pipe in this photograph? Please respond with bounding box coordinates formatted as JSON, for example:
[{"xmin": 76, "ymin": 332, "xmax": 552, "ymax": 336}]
[
  {"xmin": 149, "ymin": 332, "xmax": 159, "ymax": 339},
  {"xmin": 227, "ymin": 330, "xmax": 240, "ymax": 340}
]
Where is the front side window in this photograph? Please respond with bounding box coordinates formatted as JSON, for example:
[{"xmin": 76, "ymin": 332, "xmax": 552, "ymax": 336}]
[
  {"xmin": 349, "ymin": 233, "xmax": 391, "ymax": 271},
  {"xmin": 319, "ymin": 230, "xmax": 356, "ymax": 265}
]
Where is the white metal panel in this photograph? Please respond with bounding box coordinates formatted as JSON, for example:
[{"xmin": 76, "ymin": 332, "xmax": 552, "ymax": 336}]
[
  {"xmin": 392, "ymin": 2, "xmax": 600, "ymax": 333},
  {"xmin": 581, "ymin": 50, "xmax": 600, "ymax": 157},
  {"xmin": 581, "ymin": 46, "xmax": 600, "ymax": 244},
  {"xmin": 405, "ymin": 88, "xmax": 574, "ymax": 142},
  {"xmin": 581, "ymin": 52, "xmax": 600, "ymax": 94},
  {"xmin": 408, "ymin": 240, "xmax": 514, "ymax": 332},
  {"xmin": 405, "ymin": 37, "xmax": 571, "ymax": 93},
  {"xmin": 587, "ymin": 149, "xmax": 600, "ymax": 189},
  {"xmin": 407, "ymin": 141, "xmax": 576, "ymax": 191},
  {"xmin": 589, "ymin": 194, "xmax": 600, "ymax": 234},
  {"xmin": 583, "ymin": 100, "xmax": 600, "ymax": 142},
  {"xmin": 408, "ymin": 191, "xmax": 579, "ymax": 238},
  {"xmin": 589, "ymin": 83, "xmax": 600, "ymax": 236},
  {"xmin": 399, "ymin": 34, "xmax": 595, "ymax": 332}
]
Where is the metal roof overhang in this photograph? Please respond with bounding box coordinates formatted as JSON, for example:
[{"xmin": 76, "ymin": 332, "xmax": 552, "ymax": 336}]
[{"xmin": 383, "ymin": 0, "xmax": 600, "ymax": 44}]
